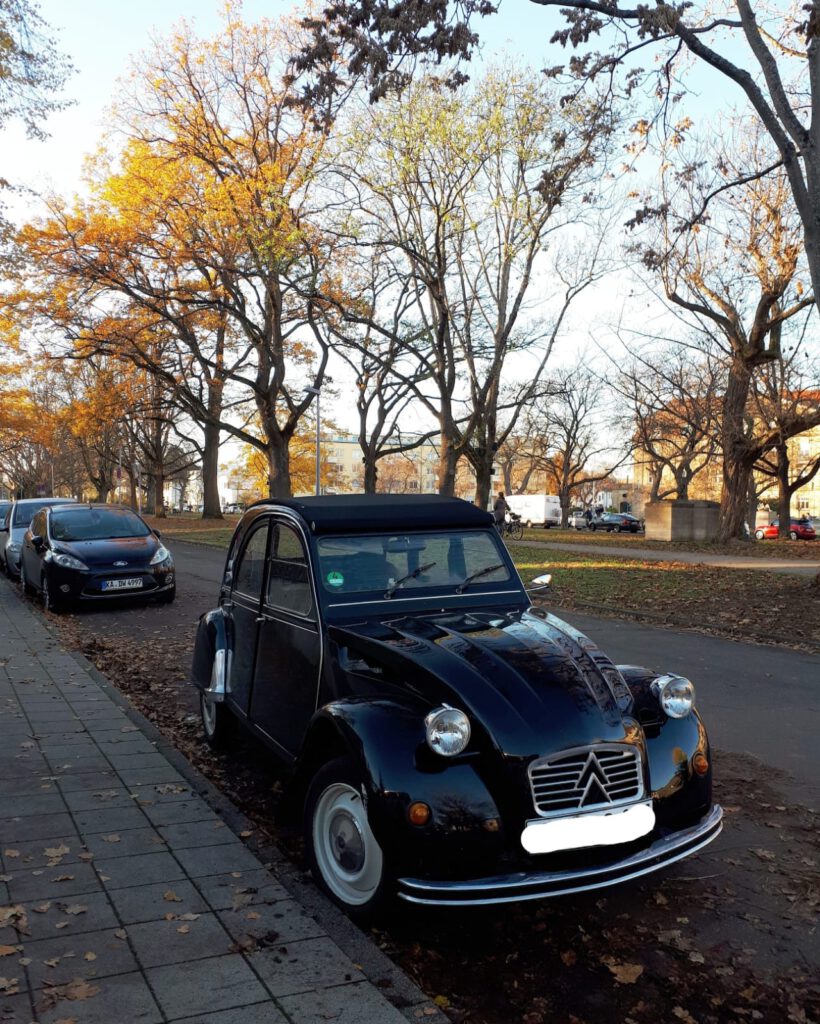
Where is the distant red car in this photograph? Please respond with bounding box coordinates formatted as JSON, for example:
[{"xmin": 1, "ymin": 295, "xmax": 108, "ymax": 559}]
[{"xmin": 754, "ymin": 518, "xmax": 816, "ymax": 541}]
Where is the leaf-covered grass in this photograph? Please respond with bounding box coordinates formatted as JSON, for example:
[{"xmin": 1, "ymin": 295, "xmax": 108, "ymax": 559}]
[
  {"xmin": 144, "ymin": 514, "xmax": 238, "ymax": 549},
  {"xmin": 509, "ymin": 542, "xmax": 820, "ymax": 648}
]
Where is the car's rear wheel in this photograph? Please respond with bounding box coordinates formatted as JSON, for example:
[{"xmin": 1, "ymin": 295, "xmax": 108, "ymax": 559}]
[
  {"xmin": 304, "ymin": 756, "xmax": 390, "ymax": 920},
  {"xmin": 754, "ymin": 529, "xmax": 765, "ymax": 540},
  {"xmin": 200, "ymin": 690, "xmax": 233, "ymax": 749},
  {"xmin": 790, "ymin": 530, "xmax": 798, "ymax": 541},
  {"xmin": 615, "ymin": 524, "xmax": 622, "ymax": 533}
]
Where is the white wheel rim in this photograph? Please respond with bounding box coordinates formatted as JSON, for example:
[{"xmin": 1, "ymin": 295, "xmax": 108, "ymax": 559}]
[
  {"xmin": 312, "ymin": 781, "xmax": 383, "ymax": 907},
  {"xmin": 201, "ymin": 694, "xmax": 217, "ymax": 735}
]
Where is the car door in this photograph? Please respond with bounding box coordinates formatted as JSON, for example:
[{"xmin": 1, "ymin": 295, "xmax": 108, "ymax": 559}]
[
  {"xmin": 249, "ymin": 519, "xmax": 321, "ymax": 759},
  {"xmin": 225, "ymin": 518, "xmax": 271, "ymax": 721},
  {"xmin": 22, "ymin": 509, "xmax": 48, "ymax": 588}
]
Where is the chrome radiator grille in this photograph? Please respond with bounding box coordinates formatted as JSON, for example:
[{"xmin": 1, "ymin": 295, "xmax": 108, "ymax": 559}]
[{"xmin": 528, "ymin": 745, "xmax": 643, "ymax": 817}]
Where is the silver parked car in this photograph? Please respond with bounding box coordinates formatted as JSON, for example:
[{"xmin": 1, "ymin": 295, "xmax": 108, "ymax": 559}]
[{"xmin": 1, "ymin": 498, "xmax": 77, "ymax": 578}]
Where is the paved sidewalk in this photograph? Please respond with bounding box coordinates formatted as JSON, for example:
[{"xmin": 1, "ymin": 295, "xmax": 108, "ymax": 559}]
[{"xmin": 0, "ymin": 580, "xmax": 442, "ymax": 1024}]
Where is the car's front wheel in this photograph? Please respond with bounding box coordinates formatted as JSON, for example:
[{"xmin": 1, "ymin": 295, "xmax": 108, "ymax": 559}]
[
  {"xmin": 305, "ymin": 757, "xmax": 389, "ymax": 920},
  {"xmin": 156, "ymin": 586, "xmax": 176, "ymax": 605},
  {"xmin": 754, "ymin": 529, "xmax": 765, "ymax": 540},
  {"xmin": 41, "ymin": 574, "xmax": 62, "ymax": 613},
  {"xmin": 790, "ymin": 530, "xmax": 798, "ymax": 541}
]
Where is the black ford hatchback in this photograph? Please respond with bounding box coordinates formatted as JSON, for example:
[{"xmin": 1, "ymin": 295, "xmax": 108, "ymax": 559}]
[{"xmin": 20, "ymin": 503, "xmax": 175, "ymax": 611}]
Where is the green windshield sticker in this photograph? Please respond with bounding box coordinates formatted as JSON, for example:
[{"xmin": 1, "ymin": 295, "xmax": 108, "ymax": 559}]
[{"xmin": 326, "ymin": 570, "xmax": 345, "ymax": 588}]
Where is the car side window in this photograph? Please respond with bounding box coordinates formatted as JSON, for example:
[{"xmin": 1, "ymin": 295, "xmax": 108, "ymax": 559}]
[
  {"xmin": 233, "ymin": 524, "xmax": 269, "ymax": 600},
  {"xmin": 267, "ymin": 523, "xmax": 313, "ymax": 618}
]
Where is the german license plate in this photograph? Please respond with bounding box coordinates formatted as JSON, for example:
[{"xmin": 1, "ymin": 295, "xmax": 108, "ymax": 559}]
[
  {"xmin": 520, "ymin": 801, "xmax": 655, "ymax": 855},
  {"xmin": 102, "ymin": 578, "xmax": 143, "ymax": 591}
]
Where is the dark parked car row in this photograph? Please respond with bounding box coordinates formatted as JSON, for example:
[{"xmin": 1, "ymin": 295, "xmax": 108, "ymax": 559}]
[
  {"xmin": 192, "ymin": 494, "xmax": 722, "ymax": 918},
  {"xmin": 589, "ymin": 512, "xmax": 642, "ymax": 533},
  {"xmin": 1, "ymin": 500, "xmax": 175, "ymax": 611}
]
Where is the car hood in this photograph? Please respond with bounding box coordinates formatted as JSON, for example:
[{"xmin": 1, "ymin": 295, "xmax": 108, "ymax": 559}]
[
  {"xmin": 53, "ymin": 536, "xmax": 161, "ymax": 568},
  {"xmin": 330, "ymin": 609, "xmax": 637, "ymax": 758}
]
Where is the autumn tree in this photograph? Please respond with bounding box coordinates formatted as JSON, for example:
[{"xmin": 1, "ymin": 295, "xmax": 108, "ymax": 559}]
[
  {"xmin": 326, "ymin": 66, "xmax": 615, "ymax": 505},
  {"xmin": 751, "ymin": 354, "xmax": 820, "ymax": 537},
  {"xmin": 297, "ymin": 0, "xmax": 820, "ymax": 311},
  {"xmin": 612, "ymin": 344, "xmax": 723, "ymax": 501},
  {"xmin": 530, "ymin": 365, "xmax": 627, "ymax": 524},
  {"xmin": 6, "ymin": 8, "xmax": 346, "ymax": 503},
  {"xmin": 637, "ymin": 138, "xmax": 819, "ymax": 540}
]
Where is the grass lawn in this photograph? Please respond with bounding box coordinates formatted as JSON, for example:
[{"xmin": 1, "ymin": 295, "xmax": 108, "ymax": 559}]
[{"xmin": 510, "ymin": 542, "xmax": 820, "ymax": 649}]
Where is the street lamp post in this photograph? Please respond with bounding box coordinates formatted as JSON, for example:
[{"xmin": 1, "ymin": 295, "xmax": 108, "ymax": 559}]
[{"xmin": 304, "ymin": 386, "xmax": 321, "ymax": 496}]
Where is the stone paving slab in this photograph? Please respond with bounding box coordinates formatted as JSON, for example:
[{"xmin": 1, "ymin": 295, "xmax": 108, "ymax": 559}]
[{"xmin": 0, "ymin": 575, "xmax": 444, "ymax": 1023}]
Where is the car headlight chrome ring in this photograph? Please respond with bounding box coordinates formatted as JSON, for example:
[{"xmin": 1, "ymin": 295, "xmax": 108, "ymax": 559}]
[
  {"xmin": 653, "ymin": 674, "xmax": 696, "ymax": 719},
  {"xmin": 424, "ymin": 705, "xmax": 471, "ymax": 757}
]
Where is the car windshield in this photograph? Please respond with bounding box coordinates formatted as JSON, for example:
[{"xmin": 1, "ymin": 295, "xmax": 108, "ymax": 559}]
[
  {"xmin": 316, "ymin": 529, "xmax": 511, "ymax": 597},
  {"xmin": 50, "ymin": 508, "xmax": 150, "ymax": 542}
]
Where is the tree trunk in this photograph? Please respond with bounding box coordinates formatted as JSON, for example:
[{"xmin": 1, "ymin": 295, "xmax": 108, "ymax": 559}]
[
  {"xmin": 201, "ymin": 421, "xmax": 223, "ymax": 519},
  {"xmin": 473, "ymin": 454, "xmax": 494, "ymax": 511},
  {"xmin": 437, "ymin": 432, "xmax": 458, "ymax": 497},
  {"xmin": 267, "ymin": 440, "xmax": 292, "ymax": 498},
  {"xmin": 776, "ymin": 442, "xmax": 791, "ymax": 539},
  {"xmin": 559, "ymin": 490, "xmax": 571, "ymax": 527},
  {"xmin": 363, "ymin": 455, "xmax": 378, "ymax": 494},
  {"xmin": 154, "ymin": 470, "xmax": 166, "ymax": 518},
  {"xmin": 717, "ymin": 359, "xmax": 754, "ymax": 542}
]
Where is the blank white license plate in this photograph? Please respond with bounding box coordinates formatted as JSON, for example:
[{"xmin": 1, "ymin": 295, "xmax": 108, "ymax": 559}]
[
  {"xmin": 520, "ymin": 801, "xmax": 655, "ymax": 855},
  {"xmin": 102, "ymin": 578, "xmax": 143, "ymax": 591}
]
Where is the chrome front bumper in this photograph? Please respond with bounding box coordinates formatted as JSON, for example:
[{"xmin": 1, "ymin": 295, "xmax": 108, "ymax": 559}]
[{"xmin": 397, "ymin": 804, "xmax": 723, "ymax": 906}]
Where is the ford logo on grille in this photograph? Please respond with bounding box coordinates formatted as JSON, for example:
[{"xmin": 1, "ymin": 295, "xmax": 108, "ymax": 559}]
[{"xmin": 113, "ymin": 560, "xmax": 128, "ymax": 567}]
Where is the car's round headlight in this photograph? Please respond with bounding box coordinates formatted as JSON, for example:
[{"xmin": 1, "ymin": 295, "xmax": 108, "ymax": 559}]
[
  {"xmin": 424, "ymin": 705, "xmax": 471, "ymax": 756},
  {"xmin": 655, "ymin": 674, "xmax": 695, "ymax": 718}
]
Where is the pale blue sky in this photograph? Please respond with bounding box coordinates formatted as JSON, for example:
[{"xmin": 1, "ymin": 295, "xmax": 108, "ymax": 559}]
[{"xmin": 2, "ymin": 0, "xmax": 563, "ymax": 207}]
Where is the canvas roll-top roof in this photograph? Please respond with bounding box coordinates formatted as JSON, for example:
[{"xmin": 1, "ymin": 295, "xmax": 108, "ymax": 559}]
[{"xmin": 247, "ymin": 494, "xmax": 493, "ymax": 534}]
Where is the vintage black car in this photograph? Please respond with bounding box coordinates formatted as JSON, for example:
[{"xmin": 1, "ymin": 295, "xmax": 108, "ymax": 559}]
[{"xmin": 191, "ymin": 495, "xmax": 722, "ymax": 916}]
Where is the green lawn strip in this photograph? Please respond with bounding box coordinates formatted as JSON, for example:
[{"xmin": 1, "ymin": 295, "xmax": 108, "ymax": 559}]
[
  {"xmin": 508, "ymin": 542, "xmax": 820, "ymax": 648},
  {"xmin": 522, "ymin": 528, "xmax": 819, "ymax": 560}
]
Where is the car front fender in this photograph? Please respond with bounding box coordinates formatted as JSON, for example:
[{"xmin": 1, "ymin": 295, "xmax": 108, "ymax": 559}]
[{"xmin": 293, "ymin": 700, "xmax": 508, "ymax": 877}]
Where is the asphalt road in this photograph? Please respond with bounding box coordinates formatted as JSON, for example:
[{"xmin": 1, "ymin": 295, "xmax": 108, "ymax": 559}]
[{"xmin": 68, "ymin": 539, "xmax": 820, "ymax": 806}]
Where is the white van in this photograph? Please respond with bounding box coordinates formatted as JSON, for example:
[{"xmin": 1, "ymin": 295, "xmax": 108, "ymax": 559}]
[{"xmin": 505, "ymin": 494, "xmax": 562, "ymax": 529}]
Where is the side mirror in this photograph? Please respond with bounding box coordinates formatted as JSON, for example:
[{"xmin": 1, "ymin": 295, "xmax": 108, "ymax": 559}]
[
  {"xmin": 32, "ymin": 535, "xmax": 45, "ymax": 552},
  {"xmin": 153, "ymin": 528, "xmax": 162, "ymax": 539},
  {"xmin": 526, "ymin": 573, "xmax": 552, "ymax": 593}
]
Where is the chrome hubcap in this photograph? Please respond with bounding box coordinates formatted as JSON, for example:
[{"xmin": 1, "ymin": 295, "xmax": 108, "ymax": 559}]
[
  {"xmin": 312, "ymin": 781, "xmax": 384, "ymax": 906},
  {"xmin": 329, "ymin": 809, "xmax": 366, "ymax": 873}
]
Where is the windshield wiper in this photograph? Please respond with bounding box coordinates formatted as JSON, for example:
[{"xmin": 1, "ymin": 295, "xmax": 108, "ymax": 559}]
[
  {"xmin": 384, "ymin": 561, "xmax": 437, "ymax": 599},
  {"xmin": 455, "ymin": 563, "xmax": 505, "ymax": 594}
]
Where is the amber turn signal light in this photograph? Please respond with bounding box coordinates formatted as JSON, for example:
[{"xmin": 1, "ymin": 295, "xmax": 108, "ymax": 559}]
[
  {"xmin": 408, "ymin": 802, "xmax": 431, "ymax": 826},
  {"xmin": 692, "ymin": 752, "xmax": 709, "ymax": 776}
]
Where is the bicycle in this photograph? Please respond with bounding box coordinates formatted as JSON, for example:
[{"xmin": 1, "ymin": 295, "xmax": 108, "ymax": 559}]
[{"xmin": 498, "ymin": 511, "xmax": 524, "ymax": 542}]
